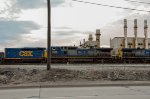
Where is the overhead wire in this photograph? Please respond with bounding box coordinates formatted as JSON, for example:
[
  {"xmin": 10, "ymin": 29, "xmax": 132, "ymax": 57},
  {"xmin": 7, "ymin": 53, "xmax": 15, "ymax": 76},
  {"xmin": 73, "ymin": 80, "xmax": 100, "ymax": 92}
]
[
  {"xmin": 124, "ymin": 0, "xmax": 150, "ymax": 5},
  {"xmin": 72, "ymin": 0, "xmax": 150, "ymax": 12}
]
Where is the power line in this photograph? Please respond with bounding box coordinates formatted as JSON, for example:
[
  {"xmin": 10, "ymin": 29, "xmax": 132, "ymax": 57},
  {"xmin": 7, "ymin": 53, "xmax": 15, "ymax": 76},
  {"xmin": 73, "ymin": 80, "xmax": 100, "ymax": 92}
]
[
  {"xmin": 124, "ymin": 0, "xmax": 150, "ymax": 5},
  {"xmin": 72, "ymin": 0, "xmax": 150, "ymax": 12}
]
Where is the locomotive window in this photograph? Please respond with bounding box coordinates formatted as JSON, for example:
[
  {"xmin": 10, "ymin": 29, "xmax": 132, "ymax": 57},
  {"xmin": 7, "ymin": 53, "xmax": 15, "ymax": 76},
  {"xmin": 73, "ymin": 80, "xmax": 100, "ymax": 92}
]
[
  {"xmin": 68, "ymin": 47, "xmax": 77, "ymax": 49},
  {"xmin": 138, "ymin": 43, "xmax": 143, "ymax": 45},
  {"xmin": 64, "ymin": 47, "xmax": 67, "ymax": 49},
  {"xmin": 128, "ymin": 43, "xmax": 132, "ymax": 45},
  {"xmin": 52, "ymin": 48, "xmax": 56, "ymax": 51}
]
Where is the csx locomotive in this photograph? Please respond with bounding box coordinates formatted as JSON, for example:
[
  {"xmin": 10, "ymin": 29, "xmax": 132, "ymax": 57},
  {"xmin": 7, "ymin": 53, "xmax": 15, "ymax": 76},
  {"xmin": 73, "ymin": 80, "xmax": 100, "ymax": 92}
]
[{"xmin": 0, "ymin": 46, "xmax": 150, "ymax": 64}]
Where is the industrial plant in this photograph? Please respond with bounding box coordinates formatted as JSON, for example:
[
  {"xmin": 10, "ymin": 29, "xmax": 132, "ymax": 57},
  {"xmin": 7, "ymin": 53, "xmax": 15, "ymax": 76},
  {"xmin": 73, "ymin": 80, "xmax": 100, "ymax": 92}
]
[
  {"xmin": 0, "ymin": 19, "xmax": 150, "ymax": 64},
  {"xmin": 79, "ymin": 29, "xmax": 101, "ymax": 48},
  {"xmin": 110, "ymin": 19, "xmax": 150, "ymax": 49}
]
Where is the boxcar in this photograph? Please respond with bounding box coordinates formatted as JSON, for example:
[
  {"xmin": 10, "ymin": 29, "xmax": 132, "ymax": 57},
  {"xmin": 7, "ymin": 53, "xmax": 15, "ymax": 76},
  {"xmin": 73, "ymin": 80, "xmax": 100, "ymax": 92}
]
[{"xmin": 4, "ymin": 47, "xmax": 46, "ymax": 63}]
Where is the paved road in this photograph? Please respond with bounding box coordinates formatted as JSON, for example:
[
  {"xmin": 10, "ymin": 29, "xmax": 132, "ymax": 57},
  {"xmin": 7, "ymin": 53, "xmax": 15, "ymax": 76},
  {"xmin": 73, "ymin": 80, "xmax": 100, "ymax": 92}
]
[
  {"xmin": 0, "ymin": 86, "xmax": 150, "ymax": 99},
  {"xmin": 0, "ymin": 64, "xmax": 150, "ymax": 70}
]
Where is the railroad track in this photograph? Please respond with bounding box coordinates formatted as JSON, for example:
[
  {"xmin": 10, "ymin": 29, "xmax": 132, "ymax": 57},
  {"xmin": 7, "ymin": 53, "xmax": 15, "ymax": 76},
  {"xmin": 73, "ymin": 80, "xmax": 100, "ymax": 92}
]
[{"xmin": 0, "ymin": 63, "xmax": 150, "ymax": 70}]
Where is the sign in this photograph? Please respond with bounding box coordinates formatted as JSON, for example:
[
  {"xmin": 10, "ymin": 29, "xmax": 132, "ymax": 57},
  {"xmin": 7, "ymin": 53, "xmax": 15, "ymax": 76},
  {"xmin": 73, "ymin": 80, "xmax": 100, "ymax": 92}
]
[{"xmin": 19, "ymin": 51, "xmax": 33, "ymax": 56}]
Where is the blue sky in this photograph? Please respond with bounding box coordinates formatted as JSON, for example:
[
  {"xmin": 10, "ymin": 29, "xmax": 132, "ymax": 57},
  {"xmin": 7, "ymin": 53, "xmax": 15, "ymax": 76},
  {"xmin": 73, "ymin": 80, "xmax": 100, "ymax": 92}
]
[{"xmin": 0, "ymin": 0, "xmax": 150, "ymax": 51}]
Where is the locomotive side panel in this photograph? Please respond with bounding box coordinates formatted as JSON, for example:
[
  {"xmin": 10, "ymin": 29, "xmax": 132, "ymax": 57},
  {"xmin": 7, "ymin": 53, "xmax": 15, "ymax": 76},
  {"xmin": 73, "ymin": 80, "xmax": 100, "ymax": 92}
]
[{"xmin": 134, "ymin": 49, "xmax": 150, "ymax": 57}]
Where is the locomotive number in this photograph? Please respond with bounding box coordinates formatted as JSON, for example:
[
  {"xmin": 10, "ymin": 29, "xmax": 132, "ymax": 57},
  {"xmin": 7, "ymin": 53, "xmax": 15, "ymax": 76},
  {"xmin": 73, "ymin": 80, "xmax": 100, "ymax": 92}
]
[{"xmin": 19, "ymin": 51, "xmax": 33, "ymax": 56}]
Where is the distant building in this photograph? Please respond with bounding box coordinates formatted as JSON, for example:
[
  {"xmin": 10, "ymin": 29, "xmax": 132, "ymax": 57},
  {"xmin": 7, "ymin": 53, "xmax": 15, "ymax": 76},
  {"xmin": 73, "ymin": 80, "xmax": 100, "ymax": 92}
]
[
  {"xmin": 110, "ymin": 19, "xmax": 149, "ymax": 56},
  {"xmin": 111, "ymin": 19, "xmax": 149, "ymax": 49},
  {"xmin": 110, "ymin": 37, "xmax": 150, "ymax": 49},
  {"xmin": 80, "ymin": 29, "xmax": 101, "ymax": 48}
]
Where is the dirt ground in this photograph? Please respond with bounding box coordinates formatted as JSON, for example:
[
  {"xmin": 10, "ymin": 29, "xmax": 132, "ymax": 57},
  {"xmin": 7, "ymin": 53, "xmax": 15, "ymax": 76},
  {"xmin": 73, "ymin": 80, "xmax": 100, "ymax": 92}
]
[{"xmin": 0, "ymin": 67, "xmax": 150, "ymax": 85}]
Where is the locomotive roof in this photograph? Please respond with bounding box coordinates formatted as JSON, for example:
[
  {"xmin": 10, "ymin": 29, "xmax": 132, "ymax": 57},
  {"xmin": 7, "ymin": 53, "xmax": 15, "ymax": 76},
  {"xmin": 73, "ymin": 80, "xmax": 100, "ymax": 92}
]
[
  {"xmin": 5, "ymin": 47, "xmax": 46, "ymax": 50},
  {"xmin": 96, "ymin": 48, "xmax": 113, "ymax": 50}
]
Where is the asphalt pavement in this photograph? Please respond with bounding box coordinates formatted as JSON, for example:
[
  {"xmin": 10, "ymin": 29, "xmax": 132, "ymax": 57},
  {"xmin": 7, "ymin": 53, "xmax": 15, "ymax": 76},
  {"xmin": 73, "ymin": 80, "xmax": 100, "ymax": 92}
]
[{"xmin": 0, "ymin": 86, "xmax": 150, "ymax": 99}]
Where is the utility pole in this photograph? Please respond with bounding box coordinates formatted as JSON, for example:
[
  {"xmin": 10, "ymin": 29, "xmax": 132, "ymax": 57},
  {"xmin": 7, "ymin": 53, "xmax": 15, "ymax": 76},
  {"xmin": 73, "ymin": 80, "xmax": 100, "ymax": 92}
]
[{"xmin": 47, "ymin": 0, "xmax": 51, "ymax": 70}]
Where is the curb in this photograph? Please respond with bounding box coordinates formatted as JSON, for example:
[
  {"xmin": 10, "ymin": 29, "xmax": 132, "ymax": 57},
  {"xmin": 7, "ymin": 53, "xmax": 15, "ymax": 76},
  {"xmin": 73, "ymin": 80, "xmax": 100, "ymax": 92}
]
[{"xmin": 1, "ymin": 82, "xmax": 150, "ymax": 89}]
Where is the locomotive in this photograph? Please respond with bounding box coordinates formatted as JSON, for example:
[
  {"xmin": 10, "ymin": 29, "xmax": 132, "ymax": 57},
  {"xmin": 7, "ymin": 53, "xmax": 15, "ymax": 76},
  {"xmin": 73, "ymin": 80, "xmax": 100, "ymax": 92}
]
[
  {"xmin": 49, "ymin": 46, "xmax": 113, "ymax": 63},
  {"xmin": 0, "ymin": 46, "xmax": 150, "ymax": 64},
  {"xmin": 118, "ymin": 48, "xmax": 150, "ymax": 63}
]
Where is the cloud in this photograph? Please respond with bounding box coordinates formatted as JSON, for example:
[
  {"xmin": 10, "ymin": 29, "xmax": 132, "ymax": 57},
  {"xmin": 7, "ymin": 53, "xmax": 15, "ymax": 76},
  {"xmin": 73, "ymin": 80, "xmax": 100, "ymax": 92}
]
[
  {"xmin": 15, "ymin": 0, "xmax": 46, "ymax": 9},
  {"xmin": 0, "ymin": 1, "xmax": 21, "ymax": 19},
  {"xmin": 129, "ymin": 0, "xmax": 150, "ymax": 7},
  {"xmin": 0, "ymin": 0, "xmax": 67, "ymax": 20},
  {"xmin": 15, "ymin": 0, "xmax": 66, "ymax": 9},
  {"xmin": 121, "ymin": 0, "xmax": 150, "ymax": 14},
  {"xmin": 51, "ymin": 0, "xmax": 66, "ymax": 7},
  {"xmin": 52, "ymin": 26, "xmax": 84, "ymax": 37},
  {"xmin": 53, "ymin": 26, "xmax": 72, "ymax": 29},
  {"xmin": 101, "ymin": 13, "xmax": 150, "ymax": 46},
  {"xmin": 53, "ymin": 30, "xmax": 82, "ymax": 36},
  {"xmin": 0, "ymin": 20, "xmax": 40, "ymax": 42}
]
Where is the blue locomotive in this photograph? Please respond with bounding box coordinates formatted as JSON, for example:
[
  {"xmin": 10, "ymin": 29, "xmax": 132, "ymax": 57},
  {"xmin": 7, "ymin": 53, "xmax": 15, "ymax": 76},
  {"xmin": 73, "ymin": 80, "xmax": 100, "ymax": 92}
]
[
  {"xmin": 118, "ymin": 48, "xmax": 150, "ymax": 63},
  {"xmin": 46, "ymin": 46, "xmax": 113, "ymax": 63}
]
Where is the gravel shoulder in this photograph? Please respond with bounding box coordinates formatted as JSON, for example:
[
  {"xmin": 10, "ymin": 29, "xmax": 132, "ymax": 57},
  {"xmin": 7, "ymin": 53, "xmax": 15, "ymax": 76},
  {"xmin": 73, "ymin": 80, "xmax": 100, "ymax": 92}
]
[{"xmin": 0, "ymin": 67, "xmax": 150, "ymax": 88}]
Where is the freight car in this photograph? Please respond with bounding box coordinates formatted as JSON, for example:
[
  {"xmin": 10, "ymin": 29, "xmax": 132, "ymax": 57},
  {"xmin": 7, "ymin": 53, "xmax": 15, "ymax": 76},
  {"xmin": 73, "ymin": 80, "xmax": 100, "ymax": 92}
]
[
  {"xmin": 118, "ymin": 48, "xmax": 150, "ymax": 63},
  {"xmin": 0, "ymin": 52, "xmax": 4, "ymax": 64},
  {"xmin": 3, "ymin": 47, "xmax": 46, "ymax": 63}
]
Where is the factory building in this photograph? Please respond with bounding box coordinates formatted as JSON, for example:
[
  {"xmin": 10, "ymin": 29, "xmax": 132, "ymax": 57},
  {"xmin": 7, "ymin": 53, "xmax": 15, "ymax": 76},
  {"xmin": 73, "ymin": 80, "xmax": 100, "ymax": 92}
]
[
  {"xmin": 110, "ymin": 37, "xmax": 150, "ymax": 49},
  {"xmin": 80, "ymin": 29, "xmax": 101, "ymax": 48},
  {"xmin": 111, "ymin": 19, "xmax": 150, "ymax": 49},
  {"xmin": 110, "ymin": 19, "xmax": 150, "ymax": 55}
]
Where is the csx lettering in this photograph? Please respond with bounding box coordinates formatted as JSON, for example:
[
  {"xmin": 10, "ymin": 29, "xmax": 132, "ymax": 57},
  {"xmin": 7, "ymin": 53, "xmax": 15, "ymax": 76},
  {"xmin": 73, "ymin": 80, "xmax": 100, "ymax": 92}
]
[{"xmin": 19, "ymin": 51, "xmax": 33, "ymax": 56}]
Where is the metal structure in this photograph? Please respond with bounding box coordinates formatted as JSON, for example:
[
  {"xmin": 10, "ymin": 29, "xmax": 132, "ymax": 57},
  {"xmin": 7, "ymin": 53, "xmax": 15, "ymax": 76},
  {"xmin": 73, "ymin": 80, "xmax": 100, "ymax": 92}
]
[
  {"xmin": 47, "ymin": 0, "xmax": 51, "ymax": 70},
  {"xmin": 134, "ymin": 19, "xmax": 138, "ymax": 48},
  {"xmin": 144, "ymin": 20, "xmax": 148, "ymax": 49},
  {"xmin": 95, "ymin": 29, "xmax": 101, "ymax": 48},
  {"xmin": 80, "ymin": 29, "xmax": 101, "ymax": 48},
  {"xmin": 124, "ymin": 19, "xmax": 128, "ymax": 48}
]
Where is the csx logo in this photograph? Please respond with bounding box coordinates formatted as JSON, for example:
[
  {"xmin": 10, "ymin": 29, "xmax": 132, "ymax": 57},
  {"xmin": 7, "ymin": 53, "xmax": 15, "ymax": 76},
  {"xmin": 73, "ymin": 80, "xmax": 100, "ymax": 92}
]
[{"xmin": 19, "ymin": 51, "xmax": 33, "ymax": 56}]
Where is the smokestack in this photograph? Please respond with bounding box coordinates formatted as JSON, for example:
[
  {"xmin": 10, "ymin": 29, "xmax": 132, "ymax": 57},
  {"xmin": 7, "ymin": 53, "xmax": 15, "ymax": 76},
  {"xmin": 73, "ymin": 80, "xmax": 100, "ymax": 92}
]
[
  {"xmin": 83, "ymin": 39, "xmax": 85, "ymax": 47},
  {"xmin": 144, "ymin": 20, "xmax": 148, "ymax": 49},
  {"xmin": 88, "ymin": 34, "xmax": 93, "ymax": 41},
  {"xmin": 134, "ymin": 19, "xmax": 138, "ymax": 48},
  {"xmin": 124, "ymin": 19, "xmax": 128, "ymax": 48},
  {"xmin": 95, "ymin": 29, "xmax": 101, "ymax": 48},
  {"xmin": 80, "ymin": 41, "xmax": 82, "ymax": 47},
  {"xmin": 110, "ymin": 38, "xmax": 111, "ymax": 47}
]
